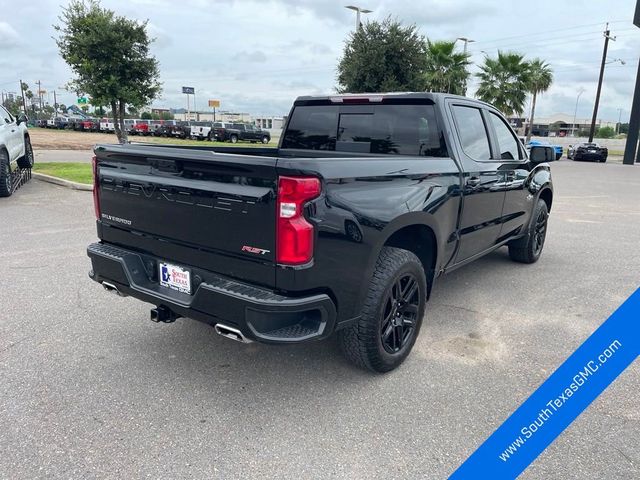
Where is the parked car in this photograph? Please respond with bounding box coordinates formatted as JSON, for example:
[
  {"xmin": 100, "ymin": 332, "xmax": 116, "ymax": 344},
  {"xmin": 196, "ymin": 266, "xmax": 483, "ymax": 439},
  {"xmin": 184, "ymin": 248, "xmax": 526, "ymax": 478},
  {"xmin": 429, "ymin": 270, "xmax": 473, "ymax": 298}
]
[
  {"xmin": 47, "ymin": 116, "xmax": 68, "ymax": 129},
  {"xmin": 190, "ymin": 121, "xmax": 214, "ymax": 141},
  {"xmin": 528, "ymin": 139, "xmax": 563, "ymax": 161},
  {"xmin": 80, "ymin": 119, "xmax": 99, "ymax": 132},
  {"xmin": 568, "ymin": 142, "xmax": 608, "ymax": 162},
  {"xmin": 35, "ymin": 119, "xmax": 48, "ymax": 128},
  {"xmin": 211, "ymin": 122, "xmax": 234, "ymax": 142},
  {"xmin": 218, "ymin": 123, "xmax": 271, "ymax": 143},
  {"xmin": 134, "ymin": 120, "xmax": 151, "ymax": 136},
  {"xmin": 87, "ymin": 92, "xmax": 555, "ymax": 372},
  {"xmin": 99, "ymin": 120, "xmax": 115, "ymax": 133},
  {"xmin": 0, "ymin": 107, "xmax": 34, "ymax": 197},
  {"xmin": 153, "ymin": 120, "xmax": 177, "ymax": 137},
  {"xmin": 169, "ymin": 121, "xmax": 191, "ymax": 139}
]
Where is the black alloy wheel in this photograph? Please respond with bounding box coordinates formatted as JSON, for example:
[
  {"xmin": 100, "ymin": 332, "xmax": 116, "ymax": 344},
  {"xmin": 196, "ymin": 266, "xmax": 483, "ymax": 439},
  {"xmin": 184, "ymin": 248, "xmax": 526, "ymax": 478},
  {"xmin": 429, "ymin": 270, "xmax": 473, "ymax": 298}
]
[
  {"xmin": 532, "ymin": 208, "xmax": 548, "ymax": 257},
  {"xmin": 380, "ymin": 274, "xmax": 420, "ymax": 354}
]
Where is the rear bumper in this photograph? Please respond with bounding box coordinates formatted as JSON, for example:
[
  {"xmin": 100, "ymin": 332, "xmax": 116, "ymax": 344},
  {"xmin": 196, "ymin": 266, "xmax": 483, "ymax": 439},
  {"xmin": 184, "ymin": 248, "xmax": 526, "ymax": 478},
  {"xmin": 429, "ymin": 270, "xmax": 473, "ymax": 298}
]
[{"xmin": 87, "ymin": 242, "xmax": 337, "ymax": 344}]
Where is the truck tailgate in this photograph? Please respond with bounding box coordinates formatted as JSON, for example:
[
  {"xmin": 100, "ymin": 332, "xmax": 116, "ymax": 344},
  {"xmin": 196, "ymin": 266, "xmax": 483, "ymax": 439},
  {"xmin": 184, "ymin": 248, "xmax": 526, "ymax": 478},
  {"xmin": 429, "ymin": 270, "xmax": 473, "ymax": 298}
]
[{"xmin": 94, "ymin": 145, "xmax": 278, "ymax": 288}]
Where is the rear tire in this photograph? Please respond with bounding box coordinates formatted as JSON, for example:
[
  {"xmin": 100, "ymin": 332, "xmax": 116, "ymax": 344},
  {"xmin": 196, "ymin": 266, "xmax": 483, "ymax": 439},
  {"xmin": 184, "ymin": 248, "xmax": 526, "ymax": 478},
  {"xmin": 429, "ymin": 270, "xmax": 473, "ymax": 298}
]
[
  {"xmin": 17, "ymin": 137, "xmax": 34, "ymax": 169},
  {"xmin": 508, "ymin": 199, "xmax": 549, "ymax": 264},
  {"xmin": 338, "ymin": 247, "xmax": 426, "ymax": 373},
  {"xmin": 0, "ymin": 149, "xmax": 12, "ymax": 197}
]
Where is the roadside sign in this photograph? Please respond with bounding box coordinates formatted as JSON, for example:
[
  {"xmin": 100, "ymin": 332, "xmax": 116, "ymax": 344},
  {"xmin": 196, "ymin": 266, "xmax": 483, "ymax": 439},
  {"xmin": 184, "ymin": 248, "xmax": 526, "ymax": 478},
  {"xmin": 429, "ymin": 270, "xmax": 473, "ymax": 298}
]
[
  {"xmin": 182, "ymin": 86, "xmax": 195, "ymax": 94},
  {"xmin": 77, "ymin": 97, "xmax": 88, "ymax": 104},
  {"xmin": 208, "ymin": 100, "xmax": 220, "ymax": 108}
]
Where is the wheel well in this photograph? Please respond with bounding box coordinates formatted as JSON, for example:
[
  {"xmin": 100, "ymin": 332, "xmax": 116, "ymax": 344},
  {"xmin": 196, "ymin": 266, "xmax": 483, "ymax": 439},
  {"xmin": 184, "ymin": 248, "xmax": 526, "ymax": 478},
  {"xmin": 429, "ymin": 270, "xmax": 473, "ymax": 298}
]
[
  {"xmin": 384, "ymin": 224, "xmax": 437, "ymax": 295},
  {"xmin": 539, "ymin": 188, "xmax": 553, "ymax": 212}
]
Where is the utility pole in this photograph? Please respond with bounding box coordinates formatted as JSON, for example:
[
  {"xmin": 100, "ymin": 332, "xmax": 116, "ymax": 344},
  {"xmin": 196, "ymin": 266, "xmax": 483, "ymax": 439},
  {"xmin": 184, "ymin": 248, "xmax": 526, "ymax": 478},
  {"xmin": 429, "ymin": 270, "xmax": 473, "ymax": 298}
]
[
  {"xmin": 572, "ymin": 87, "xmax": 586, "ymax": 137},
  {"xmin": 623, "ymin": 1, "xmax": 640, "ymax": 164},
  {"xmin": 36, "ymin": 79, "xmax": 44, "ymax": 114},
  {"xmin": 616, "ymin": 108, "xmax": 623, "ymax": 135},
  {"xmin": 456, "ymin": 37, "xmax": 475, "ymax": 54},
  {"xmin": 589, "ymin": 24, "xmax": 615, "ymax": 142},
  {"xmin": 345, "ymin": 5, "xmax": 372, "ymax": 30},
  {"xmin": 19, "ymin": 79, "xmax": 27, "ymax": 114},
  {"xmin": 53, "ymin": 90, "xmax": 58, "ymax": 114}
]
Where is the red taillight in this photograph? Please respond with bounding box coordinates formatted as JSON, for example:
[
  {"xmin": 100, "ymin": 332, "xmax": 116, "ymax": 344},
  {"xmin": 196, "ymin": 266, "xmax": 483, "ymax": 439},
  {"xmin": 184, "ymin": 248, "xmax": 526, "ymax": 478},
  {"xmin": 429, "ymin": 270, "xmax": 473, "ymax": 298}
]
[
  {"xmin": 276, "ymin": 176, "xmax": 321, "ymax": 265},
  {"xmin": 92, "ymin": 155, "xmax": 100, "ymax": 220}
]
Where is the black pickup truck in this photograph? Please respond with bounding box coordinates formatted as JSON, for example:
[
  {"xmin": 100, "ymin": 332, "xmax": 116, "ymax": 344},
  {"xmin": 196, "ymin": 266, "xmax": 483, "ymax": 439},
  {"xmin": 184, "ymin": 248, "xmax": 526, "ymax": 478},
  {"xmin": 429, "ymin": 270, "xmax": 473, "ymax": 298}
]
[
  {"xmin": 217, "ymin": 123, "xmax": 271, "ymax": 144},
  {"xmin": 87, "ymin": 93, "xmax": 555, "ymax": 372}
]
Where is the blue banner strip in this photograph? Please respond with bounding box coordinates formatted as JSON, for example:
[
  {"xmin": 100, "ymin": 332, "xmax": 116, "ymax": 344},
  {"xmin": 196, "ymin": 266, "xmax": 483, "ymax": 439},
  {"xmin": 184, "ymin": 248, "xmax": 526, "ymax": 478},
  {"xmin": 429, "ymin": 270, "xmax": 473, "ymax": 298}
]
[{"xmin": 450, "ymin": 287, "xmax": 640, "ymax": 479}]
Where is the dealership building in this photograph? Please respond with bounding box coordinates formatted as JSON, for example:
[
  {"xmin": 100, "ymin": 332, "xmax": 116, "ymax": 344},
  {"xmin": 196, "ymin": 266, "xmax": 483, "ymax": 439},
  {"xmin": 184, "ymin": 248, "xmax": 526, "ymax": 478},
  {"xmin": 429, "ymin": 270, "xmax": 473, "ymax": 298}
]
[{"xmin": 508, "ymin": 113, "xmax": 617, "ymax": 137}]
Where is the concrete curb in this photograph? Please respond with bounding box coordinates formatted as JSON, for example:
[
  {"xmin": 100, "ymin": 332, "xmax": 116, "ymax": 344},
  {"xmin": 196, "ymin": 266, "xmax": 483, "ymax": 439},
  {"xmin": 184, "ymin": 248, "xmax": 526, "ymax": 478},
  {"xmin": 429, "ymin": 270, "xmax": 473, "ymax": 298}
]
[{"xmin": 33, "ymin": 172, "xmax": 92, "ymax": 191}]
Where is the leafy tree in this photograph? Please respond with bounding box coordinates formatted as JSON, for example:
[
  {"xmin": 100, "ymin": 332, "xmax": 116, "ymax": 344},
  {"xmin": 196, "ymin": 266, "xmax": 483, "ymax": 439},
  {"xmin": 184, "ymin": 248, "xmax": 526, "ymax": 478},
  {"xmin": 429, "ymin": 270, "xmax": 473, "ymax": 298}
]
[
  {"xmin": 127, "ymin": 106, "xmax": 140, "ymax": 118},
  {"xmin": 94, "ymin": 106, "xmax": 106, "ymax": 116},
  {"xmin": 423, "ymin": 40, "xmax": 471, "ymax": 95},
  {"xmin": 141, "ymin": 111, "xmax": 152, "ymax": 119},
  {"xmin": 595, "ymin": 126, "xmax": 615, "ymax": 139},
  {"xmin": 337, "ymin": 17, "xmax": 427, "ymax": 93},
  {"xmin": 476, "ymin": 51, "xmax": 531, "ymax": 117},
  {"xmin": 619, "ymin": 123, "xmax": 629, "ymax": 135},
  {"xmin": 525, "ymin": 59, "xmax": 553, "ymax": 142},
  {"xmin": 54, "ymin": 0, "xmax": 161, "ymax": 143},
  {"xmin": 160, "ymin": 111, "xmax": 174, "ymax": 120}
]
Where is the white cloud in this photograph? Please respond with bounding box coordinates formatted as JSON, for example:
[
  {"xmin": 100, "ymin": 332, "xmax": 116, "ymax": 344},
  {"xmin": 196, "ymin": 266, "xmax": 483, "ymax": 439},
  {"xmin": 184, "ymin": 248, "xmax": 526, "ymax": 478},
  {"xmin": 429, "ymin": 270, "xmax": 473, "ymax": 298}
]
[
  {"xmin": 0, "ymin": 21, "xmax": 20, "ymax": 47},
  {"xmin": 0, "ymin": 0, "xmax": 638, "ymax": 119}
]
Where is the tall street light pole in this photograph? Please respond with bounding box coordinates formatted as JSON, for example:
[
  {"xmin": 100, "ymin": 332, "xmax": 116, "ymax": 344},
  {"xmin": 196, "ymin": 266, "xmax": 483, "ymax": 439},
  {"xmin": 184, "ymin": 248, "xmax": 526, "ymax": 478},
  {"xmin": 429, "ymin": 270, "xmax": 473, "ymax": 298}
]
[
  {"xmin": 456, "ymin": 37, "xmax": 475, "ymax": 54},
  {"xmin": 345, "ymin": 5, "xmax": 372, "ymax": 30},
  {"xmin": 588, "ymin": 23, "xmax": 615, "ymax": 142},
  {"xmin": 572, "ymin": 87, "xmax": 585, "ymax": 137}
]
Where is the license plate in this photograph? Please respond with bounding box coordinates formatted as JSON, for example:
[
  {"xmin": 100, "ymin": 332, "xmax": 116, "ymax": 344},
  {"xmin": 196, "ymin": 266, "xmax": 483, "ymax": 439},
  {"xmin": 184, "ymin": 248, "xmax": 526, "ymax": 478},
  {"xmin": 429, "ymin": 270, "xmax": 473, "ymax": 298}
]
[{"xmin": 159, "ymin": 262, "xmax": 191, "ymax": 294}]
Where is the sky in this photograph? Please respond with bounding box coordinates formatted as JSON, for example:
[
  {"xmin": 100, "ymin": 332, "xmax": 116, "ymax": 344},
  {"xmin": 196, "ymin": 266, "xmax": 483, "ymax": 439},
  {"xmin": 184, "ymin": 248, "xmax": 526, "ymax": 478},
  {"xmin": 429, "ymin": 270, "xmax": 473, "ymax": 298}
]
[{"xmin": 1, "ymin": 0, "xmax": 639, "ymax": 122}]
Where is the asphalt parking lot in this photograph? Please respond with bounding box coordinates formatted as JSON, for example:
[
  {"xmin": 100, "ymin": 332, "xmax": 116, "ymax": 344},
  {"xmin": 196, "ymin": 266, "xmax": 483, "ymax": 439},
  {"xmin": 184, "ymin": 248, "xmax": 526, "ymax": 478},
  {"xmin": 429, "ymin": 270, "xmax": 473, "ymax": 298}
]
[{"xmin": 1, "ymin": 159, "xmax": 638, "ymax": 479}]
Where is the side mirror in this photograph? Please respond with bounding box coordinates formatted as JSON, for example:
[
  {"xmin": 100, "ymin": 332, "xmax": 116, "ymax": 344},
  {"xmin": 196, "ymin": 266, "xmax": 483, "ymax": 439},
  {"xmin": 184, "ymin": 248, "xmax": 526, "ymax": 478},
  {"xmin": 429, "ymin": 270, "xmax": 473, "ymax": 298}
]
[
  {"xmin": 16, "ymin": 113, "xmax": 28, "ymax": 125},
  {"xmin": 529, "ymin": 145, "xmax": 555, "ymax": 164}
]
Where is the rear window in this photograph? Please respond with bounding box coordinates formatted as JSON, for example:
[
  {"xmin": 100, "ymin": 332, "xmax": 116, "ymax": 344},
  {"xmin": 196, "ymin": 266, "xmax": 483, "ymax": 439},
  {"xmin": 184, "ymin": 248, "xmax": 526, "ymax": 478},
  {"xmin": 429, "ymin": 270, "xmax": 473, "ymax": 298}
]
[{"xmin": 281, "ymin": 104, "xmax": 447, "ymax": 157}]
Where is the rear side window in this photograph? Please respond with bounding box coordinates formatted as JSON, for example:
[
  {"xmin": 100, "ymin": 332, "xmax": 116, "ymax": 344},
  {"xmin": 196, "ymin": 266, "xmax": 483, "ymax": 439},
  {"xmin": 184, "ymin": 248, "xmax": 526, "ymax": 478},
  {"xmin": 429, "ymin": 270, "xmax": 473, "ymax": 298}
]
[
  {"xmin": 281, "ymin": 104, "xmax": 447, "ymax": 157},
  {"xmin": 489, "ymin": 112, "xmax": 522, "ymax": 160},
  {"xmin": 451, "ymin": 105, "xmax": 491, "ymax": 160}
]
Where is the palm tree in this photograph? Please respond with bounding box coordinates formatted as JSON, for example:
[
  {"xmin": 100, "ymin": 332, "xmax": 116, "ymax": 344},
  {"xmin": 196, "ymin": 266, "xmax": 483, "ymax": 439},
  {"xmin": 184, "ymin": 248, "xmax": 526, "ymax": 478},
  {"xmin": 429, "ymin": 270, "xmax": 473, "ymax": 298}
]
[
  {"xmin": 475, "ymin": 51, "xmax": 530, "ymax": 117},
  {"xmin": 424, "ymin": 40, "xmax": 471, "ymax": 95},
  {"xmin": 525, "ymin": 59, "xmax": 553, "ymax": 142}
]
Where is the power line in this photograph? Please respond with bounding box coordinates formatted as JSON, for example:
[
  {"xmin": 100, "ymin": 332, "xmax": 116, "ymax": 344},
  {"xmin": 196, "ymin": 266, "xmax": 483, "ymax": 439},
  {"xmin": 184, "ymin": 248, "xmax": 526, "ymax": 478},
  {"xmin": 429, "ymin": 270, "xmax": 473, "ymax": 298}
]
[{"xmin": 472, "ymin": 20, "xmax": 628, "ymax": 46}]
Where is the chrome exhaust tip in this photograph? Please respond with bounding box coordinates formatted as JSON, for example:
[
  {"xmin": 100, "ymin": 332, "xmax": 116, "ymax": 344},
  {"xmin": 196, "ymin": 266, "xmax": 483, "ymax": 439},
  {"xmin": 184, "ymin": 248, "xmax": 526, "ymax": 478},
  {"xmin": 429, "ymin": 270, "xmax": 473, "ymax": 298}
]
[
  {"xmin": 215, "ymin": 324, "xmax": 252, "ymax": 343},
  {"xmin": 102, "ymin": 281, "xmax": 127, "ymax": 297}
]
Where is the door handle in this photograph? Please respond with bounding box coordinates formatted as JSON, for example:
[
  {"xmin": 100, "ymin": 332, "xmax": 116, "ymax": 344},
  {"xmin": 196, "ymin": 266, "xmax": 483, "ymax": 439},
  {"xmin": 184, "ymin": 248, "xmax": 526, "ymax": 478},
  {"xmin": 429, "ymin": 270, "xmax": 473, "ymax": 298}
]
[{"xmin": 466, "ymin": 176, "xmax": 481, "ymax": 187}]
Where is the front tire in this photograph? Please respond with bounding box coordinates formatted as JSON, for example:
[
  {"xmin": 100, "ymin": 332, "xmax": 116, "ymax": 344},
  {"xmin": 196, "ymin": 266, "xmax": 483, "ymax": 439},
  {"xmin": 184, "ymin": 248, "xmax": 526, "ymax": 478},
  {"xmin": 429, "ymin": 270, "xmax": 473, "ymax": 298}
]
[
  {"xmin": 508, "ymin": 199, "xmax": 549, "ymax": 263},
  {"xmin": 262, "ymin": 136, "xmax": 269, "ymax": 144},
  {"xmin": 230, "ymin": 135, "xmax": 238, "ymax": 144},
  {"xmin": 17, "ymin": 137, "xmax": 34, "ymax": 169},
  {"xmin": 338, "ymin": 247, "xmax": 427, "ymax": 373}
]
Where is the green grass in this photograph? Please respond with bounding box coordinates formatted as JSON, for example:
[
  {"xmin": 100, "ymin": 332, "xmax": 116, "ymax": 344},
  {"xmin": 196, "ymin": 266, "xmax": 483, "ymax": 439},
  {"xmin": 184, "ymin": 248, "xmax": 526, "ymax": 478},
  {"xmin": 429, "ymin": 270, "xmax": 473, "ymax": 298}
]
[{"xmin": 33, "ymin": 162, "xmax": 93, "ymax": 185}]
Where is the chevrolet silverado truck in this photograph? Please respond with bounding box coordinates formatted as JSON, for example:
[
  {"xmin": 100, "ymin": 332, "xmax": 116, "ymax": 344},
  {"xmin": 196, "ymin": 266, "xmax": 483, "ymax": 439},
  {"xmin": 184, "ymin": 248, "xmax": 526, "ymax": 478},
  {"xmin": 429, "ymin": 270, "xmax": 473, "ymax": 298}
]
[
  {"xmin": 0, "ymin": 106, "xmax": 34, "ymax": 197},
  {"xmin": 219, "ymin": 123, "xmax": 271, "ymax": 144},
  {"xmin": 87, "ymin": 93, "xmax": 555, "ymax": 372}
]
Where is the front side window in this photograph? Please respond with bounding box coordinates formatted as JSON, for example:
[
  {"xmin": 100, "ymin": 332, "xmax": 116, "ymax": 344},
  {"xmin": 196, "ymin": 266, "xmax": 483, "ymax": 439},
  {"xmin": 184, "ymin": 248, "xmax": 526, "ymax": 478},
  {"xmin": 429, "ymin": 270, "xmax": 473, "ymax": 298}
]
[
  {"xmin": 489, "ymin": 112, "xmax": 522, "ymax": 160},
  {"xmin": 451, "ymin": 105, "xmax": 491, "ymax": 160},
  {"xmin": 0, "ymin": 106, "xmax": 12, "ymax": 124},
  {"xmin": 282, "ymin": 103, "xmax": 447, "ymax": 157}
]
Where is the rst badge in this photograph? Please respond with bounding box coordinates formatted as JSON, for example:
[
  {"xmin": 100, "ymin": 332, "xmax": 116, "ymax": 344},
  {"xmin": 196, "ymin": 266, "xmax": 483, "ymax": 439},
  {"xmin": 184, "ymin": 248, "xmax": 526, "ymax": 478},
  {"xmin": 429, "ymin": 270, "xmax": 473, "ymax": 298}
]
[
  {"xmin": 241, "ymin": 245, "xmax": 270, "ymax": 255},
  {"xmin": 159, "ymin": 262, "xmax": 192, "ymax": 294}
]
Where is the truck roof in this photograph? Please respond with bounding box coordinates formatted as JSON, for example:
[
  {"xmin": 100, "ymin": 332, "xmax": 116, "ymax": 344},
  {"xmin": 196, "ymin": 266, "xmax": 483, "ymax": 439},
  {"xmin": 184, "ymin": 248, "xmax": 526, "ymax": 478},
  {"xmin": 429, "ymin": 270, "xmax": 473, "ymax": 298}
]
[{"xmin": 293, "ymin": 92, "xmax": 491, "ymax": 108}]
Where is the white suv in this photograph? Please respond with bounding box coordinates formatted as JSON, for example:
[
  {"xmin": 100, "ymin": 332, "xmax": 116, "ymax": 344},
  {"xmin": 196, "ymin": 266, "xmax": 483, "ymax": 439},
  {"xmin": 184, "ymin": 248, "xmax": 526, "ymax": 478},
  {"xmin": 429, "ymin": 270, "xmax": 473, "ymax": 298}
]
[{"xmin": 0, "ymin": 106, "xmax": 33, "ymax": 197}]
